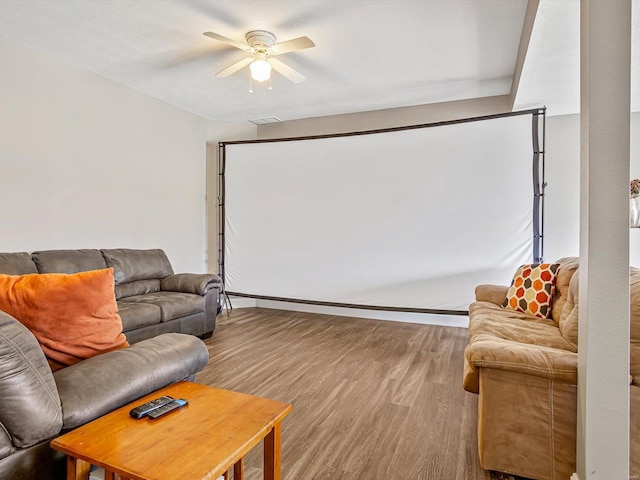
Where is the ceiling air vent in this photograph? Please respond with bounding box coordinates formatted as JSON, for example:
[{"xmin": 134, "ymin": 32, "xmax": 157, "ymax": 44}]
[{"xmin": 249, "ymin": 116, "xmax": 283, "ymax": 125}]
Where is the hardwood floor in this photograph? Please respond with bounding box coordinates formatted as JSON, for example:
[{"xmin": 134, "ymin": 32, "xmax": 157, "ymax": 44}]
[{"xmin": 196, "ymin": 308, "xmax": 492, "ymax": 480}]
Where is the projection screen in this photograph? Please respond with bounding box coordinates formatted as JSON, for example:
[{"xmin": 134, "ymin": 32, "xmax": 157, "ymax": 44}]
[{"xmin": 220, "ymin": 109, "xmax": 545, "ymax": 313}]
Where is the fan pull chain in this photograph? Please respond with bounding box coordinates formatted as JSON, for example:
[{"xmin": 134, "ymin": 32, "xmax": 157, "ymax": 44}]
[{"xmin": 248, "ymin": 76, "xmax": 253, "ymax": 93}]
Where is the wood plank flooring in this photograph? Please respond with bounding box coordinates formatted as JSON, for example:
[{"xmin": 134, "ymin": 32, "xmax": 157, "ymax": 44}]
[{"xmin": 196, "ymin": 308, "xmax": 492, "ymax": 480}]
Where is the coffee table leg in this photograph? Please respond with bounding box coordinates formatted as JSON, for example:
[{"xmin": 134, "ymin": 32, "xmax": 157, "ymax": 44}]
[
  {"xmin": 106, "ymin": 472, "xmax": 131, "ymax": 480},
  {"xmin": 263, "ymin": 423, "xmax": 282, "ymax": 480},
  {"xmin": 104, "ymin": 471, "xmax": 132, "ymax": 480},
  {"xmin": 234, "ymin": 457, "xmax": 244, "ymax": 480},
  {"xmin": 67, "ymin": 456, "xmax": 91, "ymax": 480}
]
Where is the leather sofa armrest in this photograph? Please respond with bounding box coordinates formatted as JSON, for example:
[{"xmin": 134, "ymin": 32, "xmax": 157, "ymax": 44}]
[
  {"xmin": 475, "ymin": 284, "xmax": 509, "ymax": 305},
  {"xmin": 53, "ymin": 333, "xmax": 209, "ymax": 430},
  {"xmin": 465, "ymin": 337, "xmax": 577, "ymax": 383},
  {"xmin": 160, "ymin": 273, "xmax": 221, "ymax": 296}
]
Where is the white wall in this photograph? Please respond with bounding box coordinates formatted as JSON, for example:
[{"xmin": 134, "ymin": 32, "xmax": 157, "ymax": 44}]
[
  {"xmin": 544, "ymin": 114, "xmax": 581, "ymax": 261},
  {"xmin": 545, "ymin": 112, "xmax": 640, "ymax": 265},
  {"xmin": 0, "ymin": 36, "xmax": 249, "ymax": 273}
]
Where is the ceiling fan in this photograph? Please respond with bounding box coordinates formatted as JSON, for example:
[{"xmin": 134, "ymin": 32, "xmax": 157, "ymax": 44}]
[{"xmin": 203, "ymin": 30, "xmax": 315, "ymax": 84}]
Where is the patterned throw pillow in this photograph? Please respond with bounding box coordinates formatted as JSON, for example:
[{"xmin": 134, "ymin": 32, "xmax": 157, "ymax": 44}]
[{"xmin": 502, "ymin": 263, "xmax": 560, "ymax": 319}]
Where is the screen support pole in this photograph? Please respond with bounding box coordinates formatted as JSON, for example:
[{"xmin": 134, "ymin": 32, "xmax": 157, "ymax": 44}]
[
  {"xmin": 217, "ymin": 142, "xmax": 231, "ymax": 311},
  {"xmin": 532, "ymin": 107, "xmax": 546, "ymax": 263}
]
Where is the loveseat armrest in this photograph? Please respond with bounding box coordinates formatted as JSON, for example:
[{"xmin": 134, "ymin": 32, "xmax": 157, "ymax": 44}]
[
  {"xmin": 463, "ymin": 337, "xmax": 577, "ymax": 393},
  {"xmin": 475, "ymin": 284, "xmax": 509, "ymax": 305},
  {"xmin": 160, "ymin": 273, "xmax": 222, "ymax": 296},
  {"xmin": 54, "ymin": 333, "xmax": 208, "ymax": 430}
]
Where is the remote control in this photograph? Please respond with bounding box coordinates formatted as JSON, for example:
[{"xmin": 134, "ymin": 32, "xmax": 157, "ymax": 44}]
[
  {"xmin": 129, "ymin": 396, "xmax": 175, "ymax": 419},
  {"xmin": 147, "ymin": 399, "xmax": 188, "ymax": 419}
]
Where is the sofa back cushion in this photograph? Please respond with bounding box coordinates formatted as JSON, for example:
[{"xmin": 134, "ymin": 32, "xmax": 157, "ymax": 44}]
[
  {"xmin": 554, "ymin": 262, "xmax": 640, "ymax": 368},
  {"xmin": 33, "ymin": 249, "xmax": 107, "ymax": 274},
  {"xmin": 557, "ymin": 267, "xmax": 580, "ymax": 349},
  {"xmin": 0, "ymin": 252, "xmax": 38, "ymax": 275},
  {"xmin": 551, "ymin": 257, "xmax": 580, "ymax": 326},
  {"xmin": 114, "ymin": 279, "xmax": 161, "ymax": 300},
  {"xmin": 101, "ymin": 249, "xmax": 174, "ymax": 285},
  {"xmin": 631, "ymin": 267, "xmax": 640, "ymax": 385},
  {"xmin": 0, "ymin": 311, "xmax": 62, "ymax": 449}
]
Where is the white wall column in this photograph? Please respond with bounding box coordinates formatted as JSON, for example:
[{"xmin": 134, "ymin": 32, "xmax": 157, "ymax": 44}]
[{"xmin": 578, "ymin": 0, "xmax": 631, "ymax": 478}]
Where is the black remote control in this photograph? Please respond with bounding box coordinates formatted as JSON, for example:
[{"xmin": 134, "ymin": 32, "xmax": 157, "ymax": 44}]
[
  {"xmin": 147, "ymin": 399, "xmax": 188, "ymax": 419},
  {"xmin": 129, "ymin": 396, "xmax": 175, "ymax": 419}
]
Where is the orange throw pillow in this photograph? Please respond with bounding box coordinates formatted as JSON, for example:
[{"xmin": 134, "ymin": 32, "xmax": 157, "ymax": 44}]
[
  {"xmin": 0, "ymin": 268, "xmax": 129, "ymax": 371},
  {"xmin": 502, "ymin": 263, "xmax": 560, "ymax": 319}
]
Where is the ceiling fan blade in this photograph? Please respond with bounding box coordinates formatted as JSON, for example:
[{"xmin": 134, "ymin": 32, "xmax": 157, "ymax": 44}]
[
  {"xmin": 269, "ymin": 58, "xmax": 306, "ymax": 84},
  {"xmin": 270, "ymin": 36, "xmax": 315, "ymax": 55},
  {"xmin": 215, "ymin": 57, "xmax": 253, "ymax": 78},
  {"xmin": 203, "ymin": 32, "xmax": 252, "ymax": 52}
]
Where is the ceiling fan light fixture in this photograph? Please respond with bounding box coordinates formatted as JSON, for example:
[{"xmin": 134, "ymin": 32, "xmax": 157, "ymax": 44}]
[
  {"xmin": 250, "ymin": 57, "xmax": 271, "ymax": 82},
  {"xmin": 205, "ymin": 30, "xmax": 313, "ymax": 85}
]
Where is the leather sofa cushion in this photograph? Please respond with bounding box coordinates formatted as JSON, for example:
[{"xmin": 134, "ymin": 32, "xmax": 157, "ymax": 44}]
[
  {"xmin": 161, "ymin": 273, "xmax": 221, "ymax": 296},
  {"xmin": 115, "ymin": 279, "xmax": 160, "ymax": 300},
  {"xmin": 120, "ymin": 292, "xmax": 204, "ymax": 322},
  {"xmin": 0, "ymin": 252, "xmax": 38, "ymax": 275},
  {"xmin": 117, "ymin": 302, "xmax": 162, "ymax": 332},
  {"xmin": 54, "ymin": 333, "xmax": 209, "ymax": 430},
  {"xmin": 0, "ymin": 311, "xmax": 62, "ymax": 448},
  {"xmin": 0, "ymin": 429, "xmax": 13, "ymax": 461},
  {"xmin": 32, "ymin": 249, "xmax": 107, "ymax": 274},
  {"xmin": 102, "ymin": 249, "xmax": 174, "ymax": 285},
  {"xmin": 469, "ymin": 301, "xmax": 577, "ymax": 352}
]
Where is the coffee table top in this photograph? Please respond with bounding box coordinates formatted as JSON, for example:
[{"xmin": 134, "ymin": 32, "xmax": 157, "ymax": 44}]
[{"xmin": 51, "ymin": 381, "xmax": 293, "ymax": 480}]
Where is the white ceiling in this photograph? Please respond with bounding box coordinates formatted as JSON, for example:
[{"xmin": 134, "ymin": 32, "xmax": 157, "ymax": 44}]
[{"xmin": 0, "ymin": 0, "xmax": 636, "ymax": 122}]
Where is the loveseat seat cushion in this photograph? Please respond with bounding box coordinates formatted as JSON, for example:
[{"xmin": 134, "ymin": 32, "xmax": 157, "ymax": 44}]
[
  {"xmin": 469, "ymin": 302, "xmax": 577, "ymax": 353},
  {"xmin": 54, "ymin": 333, "xmax": 208, "ymax": 430},
  {"xmin": 101, "ymin": 249, "xmax": 174, "ymax": 285},
  {"xmin": 119, "ymin": 292, "xmax": 204, "ymax": 322},
  {"xmin": 32, "ymin": 249, "xmax": 107, "ymax": 274},
  {"xmin": 117, "ymin": 302, "xmax": 162, "ymax": 332},
  {"xmin": 0, "ymin": 252, "xmax": 38, "ymax": 275}
]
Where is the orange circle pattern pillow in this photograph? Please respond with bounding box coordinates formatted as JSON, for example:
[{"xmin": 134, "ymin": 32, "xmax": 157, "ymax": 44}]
[{"xmin": 502, "ymin": 263, "xmax": 560, "ymax": 319}]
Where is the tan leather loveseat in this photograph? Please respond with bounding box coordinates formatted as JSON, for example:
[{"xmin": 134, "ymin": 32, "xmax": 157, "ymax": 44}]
[{"xmin": 463, "ymin": 257, "xmax": 639, "ymax": 480}]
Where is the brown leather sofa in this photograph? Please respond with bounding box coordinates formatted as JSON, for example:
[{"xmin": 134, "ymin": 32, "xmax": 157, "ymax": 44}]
[
  {"xmin": 0, "ymin": 248, "xmax": 221, "ymax": 344},
  {"xmin": 0, "ymin": 310, "xmax": 209, "ymax": 479},
  {"xmin": 463, "ymin": 257, "xmax": 639, "ymax": 479}
]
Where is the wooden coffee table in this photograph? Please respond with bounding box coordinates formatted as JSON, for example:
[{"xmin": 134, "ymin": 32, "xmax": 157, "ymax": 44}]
[{"xmin": 51, "ymin": 381, "xmax": 293, "ymax": 480}]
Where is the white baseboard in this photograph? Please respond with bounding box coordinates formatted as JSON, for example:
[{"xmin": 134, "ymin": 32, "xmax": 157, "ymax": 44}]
[
  {"xmin": 226, "ymin": 296, "xmax": 257, "ymax": 308},
  {"xmin": 570, "ymin": 474, "xmax": 579, "ymax": 480},
  {"xmin": 226, "ymin": 296, "xmax": 468, "ymax": 328}
]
